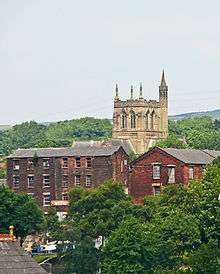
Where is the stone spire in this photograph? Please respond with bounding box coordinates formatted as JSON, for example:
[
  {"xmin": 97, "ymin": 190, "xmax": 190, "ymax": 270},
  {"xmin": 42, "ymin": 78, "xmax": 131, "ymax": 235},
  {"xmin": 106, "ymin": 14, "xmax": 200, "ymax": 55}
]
[
  {"xmin": 114, "ymin": 84, "xmax": 119, "ymax": 100},
  {"xmin": 139, "ymin": 82, "xmax": 143, "ymax": 99},
  {"xmin": 160, "ymin": 69, "xmax": 167, "ymax": 86},
  {"xmin": 130, "ymin": 85, "xmax": 134, "ymax": 100}
]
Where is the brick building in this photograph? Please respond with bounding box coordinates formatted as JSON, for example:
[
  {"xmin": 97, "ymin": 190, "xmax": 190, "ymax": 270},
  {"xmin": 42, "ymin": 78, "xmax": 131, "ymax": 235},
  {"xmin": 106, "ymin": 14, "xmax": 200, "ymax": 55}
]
[
  {"xmin": 129, "ymin": 147, "xmax": 220, "ymax": 203},
  {"xmin": 7, "ymin": 144, "xmax": 128, "ymax": 211}
]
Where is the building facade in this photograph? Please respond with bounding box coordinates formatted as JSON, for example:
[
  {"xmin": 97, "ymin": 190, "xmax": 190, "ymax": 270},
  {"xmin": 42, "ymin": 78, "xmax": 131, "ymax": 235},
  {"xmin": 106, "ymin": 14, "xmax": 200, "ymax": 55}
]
[
  {"xmin": 129, "ymin": 147, "xmax": 220, "ymax": 203},
  {"xmin": 7, "ymin": 145, "xmax": 128, "ymax": 211},
  {"xmin": 112, "ymin": 71, "xmax": 168, "ymax": 155}
]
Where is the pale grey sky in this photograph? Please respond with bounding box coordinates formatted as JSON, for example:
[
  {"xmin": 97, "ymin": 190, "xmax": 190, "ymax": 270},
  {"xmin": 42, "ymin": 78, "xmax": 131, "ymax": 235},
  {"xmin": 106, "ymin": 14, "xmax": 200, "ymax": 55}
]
[{"xmin": 0, "ymin": 0, "xmax": 220, "ymax": 124}]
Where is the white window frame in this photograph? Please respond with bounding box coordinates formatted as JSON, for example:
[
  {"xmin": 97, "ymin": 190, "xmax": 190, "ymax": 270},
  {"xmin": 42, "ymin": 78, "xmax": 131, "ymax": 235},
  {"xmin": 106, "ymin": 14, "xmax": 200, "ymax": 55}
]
[
  {"xmin": 62, "ymin": 175, "xmax": 69, "ymax": 187},
  {"xmin": 76, "ymin": 157, "xmax": 81, "ymax": 168},
  {"xmin": 153, "ymin": 186, "xmax": 161, "ymax": 196},
  {"xmin": 28, "ymin": 175, "xmax": 35, "ymax": 188},
  {"xmin": 13, "ymin": 175, "xmax": 20, "ymax": 188},
  {"xmin": 75, "ymin": 175, "xmax": 81, "ymax": 186},
  {"xmin": 86, "ymin": 175, "xmax": 92, "ymax": 187},
  {"xmin": 43, "ymin": 192, "xmax": 51, "ymax": 207},
  {"xmin": 13, "ymin": 160, "xmax": 20, "ymax": 170},
  {"xmin": 168, "ymin": 166, "xmax": 175, "ymax": 184},
  {"xmin": 152, "ymin": 164, "xmax": 161, "ymax": 179},
  {"xmin": 43, "ymin": 175, "xmax": 50, "ymax": 187},
  {"xmin": 62, "ymin": 157, "xmax": 68, "ymax": 168},
  {"xmin": 86, "ymin": 157, "xmax": 92, "ymax": 168},
  {"xmin": 43, "ymin": 158, "xmax": 50, "ymax": 168},
  {"xmin": 189, "ymin": 166, "xmax": 194, "ymax": 180}
]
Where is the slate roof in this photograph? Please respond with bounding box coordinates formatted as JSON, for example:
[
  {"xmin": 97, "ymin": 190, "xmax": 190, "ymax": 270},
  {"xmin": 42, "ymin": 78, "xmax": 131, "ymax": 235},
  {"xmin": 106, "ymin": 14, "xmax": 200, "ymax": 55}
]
[
  {"xmin": 161, "ymin": 148, "xmax": 219, "ymax": 164},
  {"xmin": 72, "ymin": 139, "xmax": 134, "ymax": 155},
  {"xmin": 0, "ymin": 241, "xmax": 47, "ymax": 274},
  {"xmin": 8, "ymin": 145, "xmax": 124, "ymax": 159}
]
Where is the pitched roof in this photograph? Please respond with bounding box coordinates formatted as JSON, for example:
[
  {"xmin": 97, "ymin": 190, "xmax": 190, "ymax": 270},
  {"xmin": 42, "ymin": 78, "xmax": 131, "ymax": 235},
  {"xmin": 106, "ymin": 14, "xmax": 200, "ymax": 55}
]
[
  {"xmin": 161, "ymin": 148, "xmax": 215, "ymax": 164},
  {"xmin": 0, "ymin": 241, "xmax": 47, "ymax": 274},
  {"xmin": 8, "ymin": 145, "xmax": 124, "ymax": 159},
  {"xmin": 72, "ymin": 139, "xmax": 133, "ymax": 155},
  {"xmin": 131, "ymin": 147, "xmax": 220, "ymax": 166}
]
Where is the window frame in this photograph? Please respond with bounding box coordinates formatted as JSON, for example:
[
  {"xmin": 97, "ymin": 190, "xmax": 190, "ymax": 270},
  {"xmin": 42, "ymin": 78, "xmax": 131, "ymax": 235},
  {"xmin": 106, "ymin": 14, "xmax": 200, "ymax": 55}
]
[
  {"xmin": 152, "ymin": 164, "xmax": 161, "ymax": 180},
  {"xmin": 86, "ymin": 175, "xmax": 92, "ymax": 187},
  {"xmin": 43, "ymin": 192, "xmax": 51, "ymax": 207},
  {"xmin": 13, "ymin": 175, "xmax": 20, "ymax": 188},
  {"xmin": 28, "ymin": 175, "xmax": 35, "ymax": 188},
  {"xmin": 75, "ymin": 175, "xmax": 81, "ymax": 186},
  {"xmin": 43, "ymin": 175, "xmax": 50, "ymax": 188}
]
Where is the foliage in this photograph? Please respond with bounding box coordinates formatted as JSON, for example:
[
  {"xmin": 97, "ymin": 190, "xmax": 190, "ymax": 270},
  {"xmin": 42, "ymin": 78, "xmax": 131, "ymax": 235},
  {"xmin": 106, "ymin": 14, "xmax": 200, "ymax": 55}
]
[
  {"xmin": 0, "ymin": 186, "xmax": 45, "ymax": 241},
  {"xmin": 155, "ymin": 117, "xmax": 220, "ymax": 150},
  {"xmin": 0, "ymin": 168, "xmax": 6, "ymax": 179},
  {"xmin": 33, "ymin": 254, "xmax": 57, "ymax": 263},
  {"xmin": 60, "ymin": 236, "xmax": 100, "ymax": 274},
  {"xmin": 0, "ymin": 118, "xmax": 112, "ymax": 156}
]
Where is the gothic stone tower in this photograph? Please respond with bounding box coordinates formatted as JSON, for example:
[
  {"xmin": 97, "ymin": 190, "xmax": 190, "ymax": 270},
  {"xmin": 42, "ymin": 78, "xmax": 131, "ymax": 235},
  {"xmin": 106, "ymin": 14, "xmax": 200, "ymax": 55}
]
[{"xmin": 112, "ymin": 71, "xmax": 168, "ymax": 154}]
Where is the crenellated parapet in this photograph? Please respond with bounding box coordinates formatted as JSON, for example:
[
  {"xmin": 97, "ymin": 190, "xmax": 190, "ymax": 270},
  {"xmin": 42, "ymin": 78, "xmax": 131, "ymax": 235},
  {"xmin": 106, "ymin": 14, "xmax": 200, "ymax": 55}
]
[{"xmin": 112, "ymin": 71, "xmax": 169, "ymax": 154}]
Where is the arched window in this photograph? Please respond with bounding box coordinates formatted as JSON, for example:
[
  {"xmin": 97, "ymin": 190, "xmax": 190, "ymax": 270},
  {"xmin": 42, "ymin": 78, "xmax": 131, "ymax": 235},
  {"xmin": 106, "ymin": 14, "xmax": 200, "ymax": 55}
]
[
  {"xmin": 151, "ymin": 110, "xmax": 155, "ymax": 130},
  {"xmin": 131, "ymin": 112, "xmax": 136, "ymax": 128},
  {"xmin": 145, "ymin": 110, "xmax": 149, "ymax": 130},
  {"xmin": 121, "ymin": 112, "xmax": 127, "ymax": 129}
]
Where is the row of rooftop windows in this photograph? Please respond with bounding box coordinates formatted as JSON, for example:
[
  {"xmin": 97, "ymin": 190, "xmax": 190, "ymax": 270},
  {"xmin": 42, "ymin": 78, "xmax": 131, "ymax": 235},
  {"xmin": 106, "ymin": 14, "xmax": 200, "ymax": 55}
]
[
  {"xmin": 13, "ymin": 174, "xmax": 92, "ymax": 188},
  {"xmin": 13, "ymin": 157, "xmax": 92, "ymax": 170}
]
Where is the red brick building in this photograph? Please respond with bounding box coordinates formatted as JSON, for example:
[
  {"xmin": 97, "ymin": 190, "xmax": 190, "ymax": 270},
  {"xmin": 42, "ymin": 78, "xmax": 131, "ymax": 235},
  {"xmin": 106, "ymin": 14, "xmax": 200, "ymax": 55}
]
[
  {"xmin": 129, "ymin": 147, "xmax": 220, "ymax": 203},
  {"xmin": 7, "ymin": 144, "xmax": 128, "ymax": 211}
]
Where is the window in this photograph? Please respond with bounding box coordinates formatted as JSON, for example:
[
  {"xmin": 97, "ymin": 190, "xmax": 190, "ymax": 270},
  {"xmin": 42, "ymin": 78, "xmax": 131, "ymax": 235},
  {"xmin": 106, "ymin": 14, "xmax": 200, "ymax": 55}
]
[
  {"xmin": 13, "ymin": 160, "xmax": 20, "ymax": 170},
  {"xmin": 122, "ymin": 112, "xmax": 127, "ymax": 129},
  {"xmin": 76, "ymin": 157, "xmax": 81, "ymax": 168},
  {"xmin": 43, "ymin": 193, "xmax": 51, "ymax": 207},
  {"xmin": 131, "ymin": 112, "xmax": 136, "ymax": 128},
  {"xmin": 189, "ymin": 166, "xmax": 194, "ymax": 179},
  {"xmin": 121, "ymin": 161, "xmax": 124, "ymax": 173},
  {"xmin": 28, "ymin": 175, "xmax": 35, "ymax": 188},
  {"xmin": 168, "ymin": 167, "xmax": 175, "ymax": 183},
  {"xmin": 75, "ymin": 175, "xmax": 81, "ymax": 186},
  {"xmin": 145, "ymin": 111, "xmax": 149, "ymax": 130},
  {"xmin": 151, "ymin": 111, "xmax": 155, "ymax": 130},
  {"xmin": 86, "ymin": 175, "xmax": 92, "ymax": 187},
  {"xmin": 62, "ymin": 193, "xmax": 68, "ymax": 201},
  {"xmin": 62, "ymin": 157, "xmax": 68, "ymax": 168},
  {"xmin": 27, "ymin": 160, "xmax": 34, "ymax": 169},
  {"xmin": 153, "ymin": 186, "xmax": 161, "ymax": 196},
  {"xmin": 153, "ymin": 165, "xmax": 161, "ymax": 179},
  {"xmin": 62, "ymin": 175, "xmax": 69, "ymax": 188},
  {"xmin": 43, "ymin": 159, "xmax": 50, "ymax": 168},
  {"xmin": 13, "ymin": 176, "xmax": 20, "ymax": 187},
  {"xmin": 86, "ymin": 157, "xmax": 92, "ymax": 168},
  {"xmin": 43, "ymin": 175, "xmax": 50, "ymax": 187}
]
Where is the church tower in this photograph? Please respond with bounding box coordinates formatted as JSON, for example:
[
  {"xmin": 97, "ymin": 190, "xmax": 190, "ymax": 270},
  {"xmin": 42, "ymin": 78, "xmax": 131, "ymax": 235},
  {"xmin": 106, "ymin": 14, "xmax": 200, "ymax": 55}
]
[{"xmin": 112, "ymin": 71, "xmax": 168, "ymax": 154}]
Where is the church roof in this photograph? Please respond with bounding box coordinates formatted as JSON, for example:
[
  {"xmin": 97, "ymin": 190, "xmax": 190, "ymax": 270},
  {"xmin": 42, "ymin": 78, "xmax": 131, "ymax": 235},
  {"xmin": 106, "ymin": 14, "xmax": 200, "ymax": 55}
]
[{"xmin": 0, "ymin": 241, "xmax": 47, "ymax": 274}]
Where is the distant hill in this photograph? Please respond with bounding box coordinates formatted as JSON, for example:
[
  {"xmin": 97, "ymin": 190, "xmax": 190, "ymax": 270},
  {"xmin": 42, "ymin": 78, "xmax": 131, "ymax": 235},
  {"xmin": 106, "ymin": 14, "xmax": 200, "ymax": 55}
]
[
  {"xmin": 0, "ymin": 125, "xmax": 11, "ymax": 131},
  {"xmin": 169, "ymin": 109, "xmax": 220, "ymax": 121}
]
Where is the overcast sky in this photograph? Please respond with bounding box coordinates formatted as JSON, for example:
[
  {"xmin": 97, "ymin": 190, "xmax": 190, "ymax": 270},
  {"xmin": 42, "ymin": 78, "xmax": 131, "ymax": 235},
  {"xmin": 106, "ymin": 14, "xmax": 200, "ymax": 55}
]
[{"xmin": 0, "ymin": 0, "xmax": 220, "ymax": 124}]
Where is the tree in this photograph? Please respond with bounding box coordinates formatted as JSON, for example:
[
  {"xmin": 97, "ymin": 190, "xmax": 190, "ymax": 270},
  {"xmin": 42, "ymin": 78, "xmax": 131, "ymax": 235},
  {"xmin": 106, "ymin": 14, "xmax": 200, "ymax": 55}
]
[
  {"xmin": 102, "ymin": 217, "xmax": 151, "ymax": 274},
  {"xmin": 60, "ymin": 236, "xmax": 100, "ymax": 274},
  {"xmin": 0, "ymin": 186, "xmax": 45, "ymax": 243}
]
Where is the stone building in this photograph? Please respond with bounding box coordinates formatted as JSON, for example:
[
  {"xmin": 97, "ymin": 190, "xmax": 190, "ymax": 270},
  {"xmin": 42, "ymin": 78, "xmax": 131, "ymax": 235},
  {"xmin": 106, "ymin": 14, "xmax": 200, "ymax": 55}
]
[
  {"xmin": 112, "ymin": 71, "xmax": 168, "ymax": 154},
  {"xmin": 7, "ymin": 143, "xmax": 128, "ymax": 212},
  {"xmin": 129, "ymin": 147, "xmax": 220, "ymax": 203}
]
